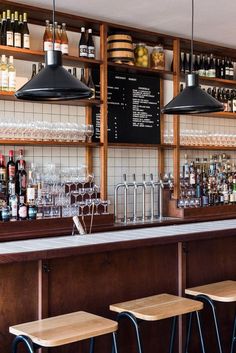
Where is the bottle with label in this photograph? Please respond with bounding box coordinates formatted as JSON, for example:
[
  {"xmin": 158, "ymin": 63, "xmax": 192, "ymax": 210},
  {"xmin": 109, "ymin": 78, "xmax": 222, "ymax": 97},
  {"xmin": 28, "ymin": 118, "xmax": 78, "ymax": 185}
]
[
  {"xmin": 28, "ymin": 202, "xmax": 37, "ymax": 220},
  {"xmin": 208, "ymin": 54, "xmax": 216, "ymax": 77},
  {"xmin": 26, "ymin": 167, "xmax": 36, "ymax": 204},
  {"xmin": 229, "ymin": 58, "xmax": 234, "ymax": 80},
  {"xmin": 9, "ymin": 192, "xmax": 18, "ymax": 221},
  {"xmin": 43, "ymin": 20, "xmax": 53, "ymax": 51},
  {"xmin": 198, "ymin": 54, "xmax": 205, "ymax": 76},
  {"xmin": 53, "ymin": 22, "xmax": 61, "ymax": 51},
  {"xmin": 189, "ymin": 161, "xmax": 196, "ymax": 186},
  {"xmin": 72, "ymin": 67, "xmax": 77, "ymax": 77},
  {"xmin": 7, "ymin": 150, "xmax": 15, "ymax": 181},
  {"xmin": 0, "ymin": 11, "xmax": 7, "ymax": 45},
  {"xmin": 0, "ymin": 54, "xmax": 8, "ymax": 91},
  {"xmin": 80, "ymin": 68, "xmax": 87, "ymax": 85},
  {"xmin": 79, "ymin": 26, "xmax": 87, "ymax": 57},
  {"xmin": 220, "ymin": 59, "xmax": 225, "ymax": 79},
  {"xmin": 22, "ymin": 12, "xmax": 30, "ymax": 49},
  {"xmin": 19, "ymin": 14, "xmax": 23, "ymax": 44},
  {"xmin": 225, "ymin": 58, "xmax": 230, "ymax": 80},
  {"xmin": 8, "ymin": 176, "xmax": 16, "ymax": 199},
  {"xmin": 183, "ymin": 154, "xmax": 190, "ymax": 180},
  {"xmin": 87, "ymin": 28, "xmax": 95, "ymax": 59},
  {"xmin": 15, "ymin": 149, "xmax": 26, "ymax": 174},
  {"xmin": 13, "ymin": 11, "xmax": 21, "ymax": 48},
  {"xmin": 61, "ymin": 23, "xmax": 68, "ymax": 55},
  {"xmin": 16, "ymin": 159, "xmax": 27, "ymax": 197},
  {"xmin": 0, "ymin": 154, "xmax": 7, "ymax": 195},
  {"xmin": 6, "ymin": 9, "xmax": 13, "ymax": 47},
  {"xmin": 8, "ymin": 56, "xmax": 16, "ymax": 92},
  {"xmin": 87, "ymin": 68, "xmax": 95, "ymax": 98},
  {"xmin": 18, "ymin": 195, "xmax": 27, "ymax": 220},
  {"xmin": 2, "ymin": 205, "xmax": 10, "ymax": 222},
  {"xmin": 31, "ymin": 63, "xmax": 37, "ymax": 79}
]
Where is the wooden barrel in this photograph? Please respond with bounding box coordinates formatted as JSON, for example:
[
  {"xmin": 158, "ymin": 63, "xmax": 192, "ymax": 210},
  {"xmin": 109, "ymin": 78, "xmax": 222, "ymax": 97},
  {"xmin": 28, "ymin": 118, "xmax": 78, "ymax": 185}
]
[{"xmin": 107, "ymin": 34, "xmax": 134, "ymax": 63}]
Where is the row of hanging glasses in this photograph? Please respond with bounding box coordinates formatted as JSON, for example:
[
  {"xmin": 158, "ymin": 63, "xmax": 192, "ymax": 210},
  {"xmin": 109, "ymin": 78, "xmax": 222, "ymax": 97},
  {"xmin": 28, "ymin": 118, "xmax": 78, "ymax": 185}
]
[
  {"xmin": 164, "ymin": 129, "xmax": 236, "ymax": 147},
  {"xmin": 35, "ymin": 164, "xmax": 110, "ymax": 219},
  {"xmin": 0, "ymin": 119, "xmax": 94, "ymax": 143}
]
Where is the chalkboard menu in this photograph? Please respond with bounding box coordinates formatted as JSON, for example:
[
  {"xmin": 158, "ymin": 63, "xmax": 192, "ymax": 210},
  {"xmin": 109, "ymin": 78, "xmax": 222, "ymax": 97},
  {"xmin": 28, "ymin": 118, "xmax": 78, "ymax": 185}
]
[{"xmin": 92, "ymin": 69, "xmax": 160, "ymax": 144}]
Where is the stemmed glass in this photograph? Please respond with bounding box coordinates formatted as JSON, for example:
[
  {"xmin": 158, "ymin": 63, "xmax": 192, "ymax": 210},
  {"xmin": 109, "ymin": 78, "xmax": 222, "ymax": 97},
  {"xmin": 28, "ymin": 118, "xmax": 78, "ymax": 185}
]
[
  {"xmin": 94, "ymin": 198, "xmax": 101, "ymax": 215},
  {"xmin": 85, "ymin": 124, "xmax": 94, "ymax": 143},
  {"xmin": 101, "ymin": 200, "xmax": 110, "ymax": 214}
]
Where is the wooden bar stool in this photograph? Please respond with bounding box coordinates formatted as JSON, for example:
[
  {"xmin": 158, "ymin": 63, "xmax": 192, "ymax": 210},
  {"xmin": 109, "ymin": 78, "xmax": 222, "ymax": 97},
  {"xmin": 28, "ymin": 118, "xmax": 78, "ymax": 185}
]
[
  {"xmin": 9, "ymin": 311, "xmax": 118, "ymax": 353},
  {"xmin": 110, "ymin": 293, "xmax": 205, "ymax": 353},
  {"xmin": 185, "ymin": 280, "xmax": 236, "ymax": 353}
]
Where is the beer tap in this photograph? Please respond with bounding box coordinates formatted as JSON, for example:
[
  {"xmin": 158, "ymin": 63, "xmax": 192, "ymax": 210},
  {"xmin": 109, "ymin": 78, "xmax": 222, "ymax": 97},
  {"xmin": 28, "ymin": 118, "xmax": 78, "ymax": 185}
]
[{"xmin": 132, "ymin": 174, "xmax": 138, "ymax": 222}]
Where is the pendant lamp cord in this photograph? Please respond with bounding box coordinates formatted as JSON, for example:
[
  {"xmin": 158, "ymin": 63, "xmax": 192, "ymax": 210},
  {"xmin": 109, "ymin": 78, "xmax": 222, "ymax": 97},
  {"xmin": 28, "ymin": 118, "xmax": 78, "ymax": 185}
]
[
  {"xmin": 191, "ymin": 0, "xmax": 194, "ymax": 73},
  {"xmin": 52, "ymin": 0, "xmax": 55, "ymax": 50}
]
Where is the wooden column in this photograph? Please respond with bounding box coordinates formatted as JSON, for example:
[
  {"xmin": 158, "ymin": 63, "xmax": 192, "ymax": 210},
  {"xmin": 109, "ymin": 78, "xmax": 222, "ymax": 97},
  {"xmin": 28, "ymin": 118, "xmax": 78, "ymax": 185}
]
[
  {"xmin": 99, "ymin": 24, "xmax": 108, "ymax": 199},
  {"xmin": 173, "ymin": 39, "xmax": 180, "ymax": 199},
  {"xmin": 158, "ymin": 78, "xmax": 165, "ymax": 176}
]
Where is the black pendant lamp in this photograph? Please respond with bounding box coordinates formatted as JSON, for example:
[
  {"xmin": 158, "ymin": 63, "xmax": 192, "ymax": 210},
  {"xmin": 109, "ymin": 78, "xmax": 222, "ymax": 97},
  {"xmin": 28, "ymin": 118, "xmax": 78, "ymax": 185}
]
[
  {"xmin": 162, "ymin": 0, "xmax": 223, "ymax": 115},
  {"xmin": 15, "ymin": 0, "xmax": 92, "ymax": 101}
]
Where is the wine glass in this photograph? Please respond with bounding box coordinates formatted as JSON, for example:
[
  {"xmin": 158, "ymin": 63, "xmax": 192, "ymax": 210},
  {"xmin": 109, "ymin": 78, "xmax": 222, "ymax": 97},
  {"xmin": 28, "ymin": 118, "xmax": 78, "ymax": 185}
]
[{"xmin": 85, "ymin": 124, "xmax": 94, "ymax": 143}]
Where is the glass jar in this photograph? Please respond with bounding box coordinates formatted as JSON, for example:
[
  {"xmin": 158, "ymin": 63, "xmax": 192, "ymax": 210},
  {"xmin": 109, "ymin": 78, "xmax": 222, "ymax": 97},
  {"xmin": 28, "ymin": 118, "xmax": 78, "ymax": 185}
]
[
  {"xmin": 134, "ymin": 43, "xmax": 149, "ymax": 68},
  {"xmin": 150, "ymin": 45, "xmax": 165, "ymax": 70}
]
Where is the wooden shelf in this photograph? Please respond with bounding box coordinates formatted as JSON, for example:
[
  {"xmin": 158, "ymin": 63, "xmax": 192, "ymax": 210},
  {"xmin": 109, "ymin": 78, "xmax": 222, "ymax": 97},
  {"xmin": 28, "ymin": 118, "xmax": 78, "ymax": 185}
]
[
  {"xmin": 0, "ymin": 45, "xmax": 102, "ymax": 67},
  {"xmin": 108, "ymin": 143, "xmax": 175, "ymax": 148},
  {"xmin": 108, "ymin": 62, "xmax": 174, "ymax": 79},
  {"xmin": 180, "ymin": 145, "xmax": 236, "ymax": 151},
  {"xmin": 0, "ymin": 139, "xmax": 102, "ymax": 147},
  {"xmin": 180, "ymin": 73, "xmax": 236, "ymax": 87},
  {"xmin": 196, "ymin": 111, "xmax": 236, "ymax": 119},
  {"xmin": 0, "ymin": 92, "xmax": 102, "ymax": 107}
]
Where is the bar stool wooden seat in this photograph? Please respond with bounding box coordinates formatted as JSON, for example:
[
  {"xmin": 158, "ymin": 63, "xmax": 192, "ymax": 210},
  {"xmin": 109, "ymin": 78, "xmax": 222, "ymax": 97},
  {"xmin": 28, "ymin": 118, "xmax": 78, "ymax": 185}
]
[
  {"xmin": 9, "ymin": 311, "xmax": 118, "ymax": 353},
  {"xmin": 110, "ymin": 293, "xmax": 205, "ymax": 353},
  {"xmin": 185, "ymin": 280, "xmax": 236, "ymax": 353}
]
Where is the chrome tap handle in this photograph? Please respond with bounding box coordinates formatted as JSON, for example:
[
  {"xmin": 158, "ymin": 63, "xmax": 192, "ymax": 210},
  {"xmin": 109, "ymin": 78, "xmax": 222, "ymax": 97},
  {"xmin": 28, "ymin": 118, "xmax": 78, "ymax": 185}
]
[
  {"xmin": 150, "ymin": 173, "xmax": 154, "ymax": 182},
  {"xmin": 123, "ymin": 173, "xmax": 127, "ymax": 182},
  {"xmin": 142, "ymin": 173, "xmax": 146, "ymax": 182}
]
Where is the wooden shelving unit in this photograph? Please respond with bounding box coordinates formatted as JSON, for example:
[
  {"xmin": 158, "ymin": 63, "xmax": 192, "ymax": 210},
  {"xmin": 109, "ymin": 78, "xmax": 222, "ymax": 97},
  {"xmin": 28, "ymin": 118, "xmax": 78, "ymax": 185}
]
[
  {"xmin": 0, "ymin": 139, "xmax": 102, "ymax": 147},
  {"xmin": 1, "ymin": 0, "xmax": 236, "ymax": 220},
  {"xmin": 180, "ymin": 145, "xmax": 236, "ymax": 151}
]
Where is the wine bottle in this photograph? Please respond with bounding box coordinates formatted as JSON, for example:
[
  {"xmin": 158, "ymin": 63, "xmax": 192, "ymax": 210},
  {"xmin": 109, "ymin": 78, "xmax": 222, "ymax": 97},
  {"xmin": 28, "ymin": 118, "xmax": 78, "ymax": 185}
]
[
  {"xmin": 80, "ymin": 68, "xmax": 87, "ymax": 84},
  {"xmin": 61, "ymin": 23, "xmax": 68, "ymax": 55},
  {"xmin": 7, "ymin": 150, "xmax": 15, "ymax": 181},
  {"xmin": 225, "ymin": 57, "xmax": 230, "ymax": 80},
  {"xmin": 26, "ymin": 167, "xmax": 36, "ymax": 204},
  {"xmin": 6, "ymin": 9, "xmax": 13, "ymax": 47},
  {"xmin": 198, "ymin": 54, "xmax": 205, "ymax": 76},
  {"xmin": 87, "ymin": 28, "xmax": 95, "ymax": 59},
  {"xmin": 53, "ymin": 22, "xmax": 61, "ymax": 51},
  {"xmin": 79, "ymin": 26, "xmax": 87, "ymax": 57},
  {"xmin": 229, "ymin": 58, "xmax": 234, "ymax": 80},
  {"xmin": 208, "ymin": 54, "xmax": 216, "ymax": 78},
  {"xmin": 72, "ymin": 67, "xmax": 77, "ymax": 77},
  {"xmin": 180, "ymin": 52, "xmax": 184, "ymax": 73},
  {"xmin": 13, "ymin": 11, "xmax": 21, "ymax": 48},
  {"xmin": 215, "ymin": 58, "xmax": 221, "ymax": 78},
  {"xmin": 0, "ymin": 55, "xmax": 8, "ymax": 91},
  {"xmin": 220, "ymin": 58, "xmax": 225, "ymax": 79},
  {"xmin": 43, "ymin": 20, "xmax": 53, "ymax": 51},
  {"xmin": 16, "ymin": 159, "xmax": 27, "ymax": 197},
  {"xmin": 15, "ymin": 149, "xmax": 26, "ymax": 174},
  {"xmin": 31, "ymin": 63, "xmax": 37, "ymax": 79},
  {"xmin": 87, "ymin": 68, "xmax": 95, "ymax": 98},
  {"xmin": 8, "ymin": 56, "xmax": 16, "ymax": 92},
  {"xmin": 0, "ymin": 11, "xmax": 7, "ymax": 45},
  {"xmin": 19, "ymin": 14, "xmax": 23, "ymax": 45},
  {"xmin": 22, "ymin": 12, "xmax": 30, "ymax": 49},
  {"xmin": 0, "ymin": 154, "xmax": 7, "ymax": 195},
  {"xmin": 185, "ymin": 53, "xmax": 190, "ymax": 74},
  {"xmin": 18, "ymin": 195, "xmax": 27, "ymax": 220}
]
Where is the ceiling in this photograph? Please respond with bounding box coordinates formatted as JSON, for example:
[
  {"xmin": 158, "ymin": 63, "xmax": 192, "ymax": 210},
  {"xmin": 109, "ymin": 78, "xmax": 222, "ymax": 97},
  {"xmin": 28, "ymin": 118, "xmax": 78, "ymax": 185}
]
[{"xmin": 10, "ymin": 0, "xmax": 236, "ymax": 48}]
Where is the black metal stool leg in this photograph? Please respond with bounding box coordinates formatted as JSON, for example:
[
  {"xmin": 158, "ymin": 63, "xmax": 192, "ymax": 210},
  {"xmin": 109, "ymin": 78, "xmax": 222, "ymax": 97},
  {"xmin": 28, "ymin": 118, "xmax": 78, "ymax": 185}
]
[
  {"xmin": 112, "ymin": 331, "xmax": 118, "ymax": 353},
  {"xmin": 12, "ymin": 335, "xmax": 35, "ymax": 353},
  {"xmin": 169, "ymin": 316, "xmax": 177, "ymax": 353},
  {"xmin": 117, "ymin": 311, "xmax": 143, "ymax": 353},
  {"xmin": 196, "ymin": 294, "xmax": 224, "ymax": 353},
  {"xmin": 230, "ymin": 313, "xmax": 236, "ymax": 353},
  {"xmin": 89, "ymin": 337, "xmax": 95, "ymax": 353},
  {"xmin": 184, "ymin": 312, "xmax": 193, "ymax": 353},
  {"xmin": 195, "ymin": 311, "xmax": 206, "ymax": 353}
]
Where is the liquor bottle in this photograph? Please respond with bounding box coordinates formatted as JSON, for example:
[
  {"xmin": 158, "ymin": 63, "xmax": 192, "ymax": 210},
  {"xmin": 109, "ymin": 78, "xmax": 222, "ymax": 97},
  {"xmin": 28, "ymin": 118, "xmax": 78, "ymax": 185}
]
[
  {"xmin": 185, "ymin": 53, "xmax": 190, "ymax": 74},
  {"xmin": 180, "ymin": 52, "xmax": 185, "ymax": 73},
  {"xmin": 28, "ymin": 202, "xmax": 37, "ymax": 220},
  {"xmin": 7, "ymin": 150, "xmax": 16, "ymax": 181},
  {"xmin": 15, "ymin": 149, "xmax": 26, "ymax": 174},
  {"xmin": 232, "ymin": 90, "xmax": 236, "ymax": 113},
  {"xmin": 220, "ymin": 58, "xmax": 225, "ymax": 79},
  {"xmin": 189, "ymin": 161, "xmax": 196, "ymax": 186},
  {"xmin": 0, "ymin": 11, "xmax": 7, "ymax": 45},
  {"xmin": 183, "ymin": 154, "xmax": 189, "ymax": 180},
  {"xmin": 208, "ymin": 54, "xmax": 216, "ymax": 77},
  {"xmin": 43, "ymin": 20, "xmax": 53, "ymax": 51},
  {"xmin": 204, "ymin": 55, "xmax": 209, "ymax": 76},
  {"xmin": 16, "ymin": 159, "xmax": 27, "ymax": 198},
  {"xmin": 18, "ymin": 195, "xmax": 27, "ymax": 220},
  {"xmin": 61, "ymin": 23, "xmax": 68, "ymax": 55},
  {"xmin": 0, "ymin": 154, "xmax": 7, "ymax": 195},
  {"xmin": 31, "ymin": 63, "xmax": 37, "ymax": 79},
  {"xmin": 22, "ymin": 12, "xmax": 30, "ymax": 49},
  {"xmin": 80, "ymin": 68, "xmax": 87, "ymax": 85},
  {"xmin": 52, "ymin": 22, "xmax": 61, "ymax": 51},
  {"xmin": 19, "ymin": 14, "xmax": 23, "ymax": 44},
  {"xmin": 38, "ymin": 62, "xmax": 44, "ymax": 72},
  {"xmin": 0, "ymin": 54, "xmax": 8, "ymax": 91},
  {"xmin": 9, "ymin": 191, "xmax": 18, "ymax": 221},
  {"xmin": 79, "ymin": 26, "xmax": 87, "ymax": 57},
  {"xmin": 13, "ymin": 11, "xmax": 21, "ymax": 48},
  {"xmin": 8, "ymin": 56, "xmax": 16, "ymax": 92},
  {"xmin": 10, "ymin": 13, "xmax": 14, "ymax": 38},
  {"xmin": 26, "ymin": 167, "xmax": 36, "ymax": 204},
  {"xmin": 215, "ymin": 58, "xmax": 221, "ymax": 78},
  {"xmin": 225, "ymin": 58, "xmax": 230, "ymax": 80},
  {"xmin": 72, "ymin": 67, "xmax": 77, "ymax": 77},
  {"xmin": 87, "ymin": 28, "xmax": 95, "ymax": 59},
  {"xmin": 87, "ymin": 69, "xmax": 95, "ymax": 98},
  {"xmin": 6, "ymin": 9, "xmax": 13, "ymax": 47},
  {"xmin": 198, "ymin": 54, "xmax": 205, "ymax": 76},
  {"xmin": 229, "ymin": 58, "xmax": 234, "ymax": 80}
]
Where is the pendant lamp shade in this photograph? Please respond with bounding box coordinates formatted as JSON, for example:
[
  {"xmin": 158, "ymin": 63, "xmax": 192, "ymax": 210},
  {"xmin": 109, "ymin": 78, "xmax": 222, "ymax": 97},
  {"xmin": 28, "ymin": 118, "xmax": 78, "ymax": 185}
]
[
  {"xmin": 162, "ymin": 0, "xmax": 224, "ymax": 115},
  {"xmin": 162, "ymin": 73, "xmax": 224, "ymax": 114},
  {"xmin": 15, "ymin": 51, "xmax": 93, "ymax": 101},
  {"xmin": 15, "ymin": 0, "xmax": 93, "ymax": 101}
]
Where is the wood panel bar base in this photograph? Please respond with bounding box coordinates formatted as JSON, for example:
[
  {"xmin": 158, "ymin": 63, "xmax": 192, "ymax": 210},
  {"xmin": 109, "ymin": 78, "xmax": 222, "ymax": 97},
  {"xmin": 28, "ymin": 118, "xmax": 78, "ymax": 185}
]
[
  {"xmin": 110, "ymin": 293, "xmax": 205, "ymax": 353},
  {"xmin": 185, "ymin": 280, "xmax": 236, "ymax": 353},
  {"xmin": 9, "ymin": 311, "xmax": 118, "ymax": 353}
]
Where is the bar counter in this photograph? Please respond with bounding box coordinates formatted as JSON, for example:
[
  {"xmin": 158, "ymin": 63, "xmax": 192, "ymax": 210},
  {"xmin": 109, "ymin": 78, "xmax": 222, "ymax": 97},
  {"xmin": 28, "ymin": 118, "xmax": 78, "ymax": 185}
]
[{"xmin": 0, "ymin": 219, "xmax": 236, "ymax": 353}]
